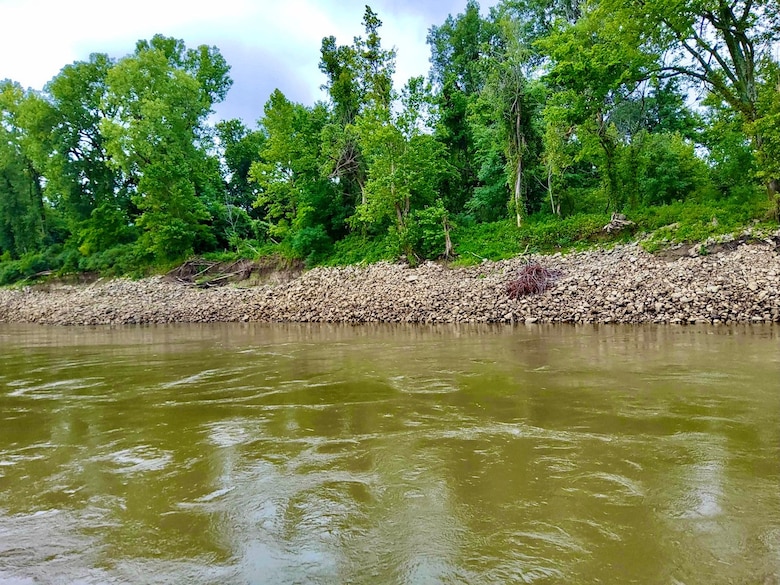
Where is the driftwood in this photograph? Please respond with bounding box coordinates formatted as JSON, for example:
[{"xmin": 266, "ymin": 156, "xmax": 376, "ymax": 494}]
[
  {"xmin": 603, "ymin": 213, "xmax": 635, "ymax": 233},
  {"xmin": 505, "ymin": 262, "xmax": 563, "ymax": 298},
  {"xmin": 166, "ymin": 258, "xmax": 256, "ymax": 287}
]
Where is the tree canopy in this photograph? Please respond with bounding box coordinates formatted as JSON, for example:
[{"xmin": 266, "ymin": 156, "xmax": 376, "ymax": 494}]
[{"xmin": 0, "ymin": 2, "xmax": 777, "ymax": 282}]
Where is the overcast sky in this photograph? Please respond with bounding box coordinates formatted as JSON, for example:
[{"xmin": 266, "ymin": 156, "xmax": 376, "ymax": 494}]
[{"xmin": 0, "ymin": 0, "xmax": 498, "ymax": 124}]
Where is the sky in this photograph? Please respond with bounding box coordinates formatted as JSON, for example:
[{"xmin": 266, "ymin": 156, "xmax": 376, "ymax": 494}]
[{"xmin": 0, "ymin": 0, "xmax": 498, "ymax": 124}]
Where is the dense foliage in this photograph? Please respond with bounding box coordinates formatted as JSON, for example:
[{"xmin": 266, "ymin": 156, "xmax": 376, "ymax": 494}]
[{"xmin": 1, "ymin": 1, "xmax": 778, "ymax": 283}]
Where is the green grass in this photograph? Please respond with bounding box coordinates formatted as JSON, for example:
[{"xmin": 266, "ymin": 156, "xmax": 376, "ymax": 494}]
[
  {"xmin": 450, "ymin": 213, "xmax": 611, "ymax": 265},
  {"xmin": 450, "ymin": 219, "xmax": 523, "ymax": 264},
  {"xmin": 632, "ymin": 190, "xmax": 774, "ymax": 251},
  {"xmin": 321, "ymin": 233, "xmax": 395, "ymax": 266}
]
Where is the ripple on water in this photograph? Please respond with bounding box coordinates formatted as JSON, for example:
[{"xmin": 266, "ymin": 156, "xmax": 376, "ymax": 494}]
[
  {"xmin": 159, "ymin": 369, "xmax": 223, "ymax": 389},
  {"xmin": 0, "ymin": 508, "xmax": 111, "ymax": 585},
  {"xmin": 568, "ymin": 471, "xmax": 646, "ymax": 502},
  {"xmin": 96, "ymin": 445, "xmax": 173, "ymax": 475},
  {"xmin": 435, "ymin": 421, "xmax": 613, "ymax": 445},
  {"xmin": 388, "ymin": 375, "xmax": 461, "ymax": 395},
  {"xmin": 0, "ymin": 452, "xmax": 47, "ymax": 469},
  {"xmin": 205, "ymin": 419, "xmax": 255, "ymax": 448},
  {"xmin": 6, "ymin": 378, "xmax": 105, "ymax": 400}
]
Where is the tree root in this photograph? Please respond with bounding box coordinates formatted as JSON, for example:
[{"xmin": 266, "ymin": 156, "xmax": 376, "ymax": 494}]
[{"xmin": 505, "ymin": 262, "xmax": 563, "ymax": 298}]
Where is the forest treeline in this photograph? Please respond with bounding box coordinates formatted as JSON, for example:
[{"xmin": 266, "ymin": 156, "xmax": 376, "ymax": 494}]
[{"xmin": 1, "ymin": 0, "xmax": 779, "ymax": 283}]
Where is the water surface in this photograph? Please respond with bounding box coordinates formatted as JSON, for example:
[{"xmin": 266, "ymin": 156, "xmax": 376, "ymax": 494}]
[{"xmin": 0, "ymin": 324, "xmax": 778, "ymax": 584}]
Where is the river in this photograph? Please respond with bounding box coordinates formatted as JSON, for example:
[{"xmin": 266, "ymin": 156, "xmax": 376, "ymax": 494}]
[{"xmin": 0, "ymin": 324, "xmax": 778, "ymax": 584}]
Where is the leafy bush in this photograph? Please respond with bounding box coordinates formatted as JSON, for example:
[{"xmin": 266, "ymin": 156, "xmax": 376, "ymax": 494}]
[
  {"xmin": 634, "ymin": 190, "xmax": 768, "ymax": 234},
  {"xmin": 323, "ymin": 233, "xmax": 395, "ymax": 266},
  {"xmin": 401, "ymin": 203, "xmax": 452, "ymax": 261},
  {"xmin": 452, "ymin": 213, "xmax": 613, "ymax": 264},
  {"xmin": 0, "ymin": 249, "xmax": 59, "ymax": 285},
  {"xmin": 78, "ymin": 243, "xmax": 145, "ymax": 276},
  {"xmin": 290, "ymin": 225, "xmax": 333, "ymax": 266},
  {"xmin": 619, "ymin": 132, "xmax": 711, "ymax": 207},
  {"xmin": 465, "ymin": 180, "xmax": 509, "ymax": 223},
  {"xmin": 518, "ymin": 213, "xmax": 610, "ymax": 250},
  {"xmin": 451, "ymin": 219, "xmax": 522, "ymax": 263}
]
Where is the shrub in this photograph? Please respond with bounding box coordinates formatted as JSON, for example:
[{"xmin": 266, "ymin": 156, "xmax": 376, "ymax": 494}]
[
  {"xmin": 518, "ymin": 213, "xmax": 610, "ymax": 250},
  {"xmin": 451, "ymin": 219, "xmax": 522, "ymax": 263},
  {"xmin": 402, "ymin": 203, "xmax": 453, "ymax": 261},
  {"xmin": 290, "ymin": 225, "xmax": 333, "ymax": 266},
  {"xmin": 0, "ymin": 250, "xmax": 59, "ymax": 285},
  {"xmin": 77, "ymin": 243, "xmax": 144, "ymax": 276},
  {"xmin": 324, "ymin": 233, "xmax": 395, "ymax": 266}
]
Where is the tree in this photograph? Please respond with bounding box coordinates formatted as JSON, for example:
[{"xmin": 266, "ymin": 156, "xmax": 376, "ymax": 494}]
[
  {"xmin": 319, "ymin": 6, "xmax": 396, "ymax": 209},
  {"xmin": 464, "ymin": 9, "xmax": 548, "ymax": 225},
  {"xmin": 539, "ymin": 2, "xmax": 655, "ymax": 211},
  {"xmin": 752, "ymin": 59, "xmax": 780, "ymax": 213},
  {"xmin": 214, "ymin": 119, "xmax": 267, "ymax": 248},
  {"xmin": 0, "ymin": 81, "xmax": 46, "ymax": 257},
  {"xmin": 101, "ymin": 36, "xmax": 231, "ymax": 262},
  {"xmin": 428, "ymin": 0, "xmax": 499, "ymax": 213},
  {"xmin": 216, "ymin": 119, "xmax": 265, "ymax": 213},
  {"xmin": 587, "ymin": 0, "xmax": 780, "ymax": 212},
  {"xmin": 351, "ymin": 77, "xmax": 452, "ymax": 257},
  {"xmin": 250, "ymin": 90, "xmax": 342, "ymax": 260},
  {"xmin": 36, "ymin": 54, "xmax": 142, "ymax": 257}
]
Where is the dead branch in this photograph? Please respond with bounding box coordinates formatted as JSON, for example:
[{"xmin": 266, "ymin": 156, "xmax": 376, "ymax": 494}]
[{"xmin": 505, "ymin": 262, "xmax": 563, "ymax": 298}]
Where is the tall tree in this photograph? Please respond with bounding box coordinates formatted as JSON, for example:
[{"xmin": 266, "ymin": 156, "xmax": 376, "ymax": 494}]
[
  {"xmin": 469, "ymin": 9, "xmax": 548, "ymax": 225},
  {"xmin": 428, "ymin": 0, "xmax": 499, "ymax": 213},
  {"xmin": 101, "ymin": 36, "xmax": 231, "ymax": 261},
  {"xmin": 0, "ymin": 81, "xmax": 46, "ymax": 257},
  {"xmin": 215, "ymin": 119, "xmax": 266, "ymax": 247},
  {"xmin": 351, "ymin": 77, "xmax": 452, "ymax": 252},
  {"xmin": 753, "ymin": 59, "xmax": 780, "ymax": 209},
  {"xmin": 320, "ymin": 6, "xmax": 396, "ymax": 209},
  {"xmin": 586, "ymin": 0, "xmax": 780, "ymax": 212},
  {"xmin": 216, "ymin": 119, "xmax": 265, "ymax": 213},
  {"xmin": 539, "ymin": 2, "xmax": 654, "ymax": 210},
  {"xmin": 38, "ymin": 54, "xmax": 140, "ymax": 256},
  {"xmin": 250, "ymin": 90, "xmax": 342, "ymax": 259}
]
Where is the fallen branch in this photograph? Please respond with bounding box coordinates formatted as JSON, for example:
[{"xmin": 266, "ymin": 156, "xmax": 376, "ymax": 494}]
[{"xmin": 603, "ymin": 213, "xmax": 635, "ymax": 233}]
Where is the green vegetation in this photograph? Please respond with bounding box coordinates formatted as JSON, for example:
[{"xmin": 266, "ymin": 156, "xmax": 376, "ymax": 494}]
[{"xmin": 1, "ymin": 1, "xmax": 778, "ymax": 284}]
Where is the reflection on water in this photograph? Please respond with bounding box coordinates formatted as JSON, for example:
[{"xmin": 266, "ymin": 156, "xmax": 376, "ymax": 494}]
[{"xmin": 0, "ymin": 324, "xmax": 779, "ymax": 584}]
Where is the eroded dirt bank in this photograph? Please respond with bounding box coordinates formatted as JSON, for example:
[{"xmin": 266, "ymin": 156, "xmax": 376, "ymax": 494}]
[{"xmin": 1, "ymin": 238, "xmax": 778, "ymax": 326}]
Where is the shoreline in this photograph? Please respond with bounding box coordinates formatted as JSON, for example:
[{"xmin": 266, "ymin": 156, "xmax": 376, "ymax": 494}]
[{"xmin": 0, "ymin": 239, "xmax": 778, "ymax": 326}]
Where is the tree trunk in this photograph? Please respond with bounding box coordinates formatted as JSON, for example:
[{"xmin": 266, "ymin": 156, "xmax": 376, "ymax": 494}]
[
  {"xmin": 442, "ymin": 215, "xmax": 453, "ymax": 259},
  {"xmin": 359, "ymin": 177, "xmax": 367, "ymax": 206},
  {"xmin": 511, "ymin": 98, "xmax": 525, "ymax": 228},
  {"xmin": 769, "ymin": 178, "xmax": 780, "ymax": 220},
  {"xmin": 514, "ymin": 159, "xmax": 523, "ymax": 228},
  {"xmin": 548, "ymin": 166, "xmax": 560, "ymax": 216},
  {"xmin": 395, "ymin": 203, "xmax": 404, "ymax": 229}
]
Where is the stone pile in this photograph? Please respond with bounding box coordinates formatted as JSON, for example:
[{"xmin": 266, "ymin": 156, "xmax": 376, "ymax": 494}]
[{"xmin": 0, "ymin": 236, "xmax": 778, "ymax": 326}]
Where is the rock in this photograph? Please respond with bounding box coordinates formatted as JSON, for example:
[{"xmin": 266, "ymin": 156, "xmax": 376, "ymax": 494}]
[{"xmin": 2, "ymin": 231, "xmax": 779, "ymax": 326}]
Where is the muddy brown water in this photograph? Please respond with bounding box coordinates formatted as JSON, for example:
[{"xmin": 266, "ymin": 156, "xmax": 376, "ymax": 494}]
[{"xmin": 0, "ymin": 324, "xmax": 778, "ymax": 584}]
